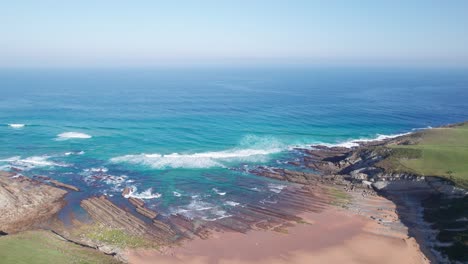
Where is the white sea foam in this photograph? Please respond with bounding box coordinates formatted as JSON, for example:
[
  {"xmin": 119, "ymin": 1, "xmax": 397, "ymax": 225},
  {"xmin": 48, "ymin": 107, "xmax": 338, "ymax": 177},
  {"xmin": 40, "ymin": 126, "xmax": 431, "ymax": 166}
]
[
  {"xmin": 212, "ymin": 188, "xmax": 226, "ymax": 196},
  {"xmin": 110, "ymin": 131, "xmax": 416, "ymax": 169},
  {"xmin": 56, "ymin": 132, "xmax": 92, "ymax": 140},
  {"xmin": 260, "ymin": 199, "xmax": 278, "ymax": 204},
  {"xmin": 84, "ymin": 167, "xmax": 108, "ymax": 173},
  {"xmin": 317, "ymin": 132, "xmax": 412, "ymax": 149},
  {"xmin": 202, "ymin": 210, "xmax": 231, "ymax": 221},
  {"xmin": 171, "ymin": 197, "xmax": 231, "ymax": 221},
  {"xmin": 81, "ymin": 168, "xmax": 131, "ymax": 193},
  {"xmin": 225, "ymin": 201, "xmax": 240, "ymax": 207},
  {"xmin": 268, "ymin": 183, "xmax": 287, "ymax": 193},
  {"xmin": 173, "ymin": 191, "xmax": 182, "ymax": 197},
  {"xmin": 8, "ymin": 124, "xmax": 25, "ymax": 128},
  {"xmin": 110, "ymin": 134, "xmax": 285, "ymax": 169},
  {"xmin": 123, "ymin": 186, "xmax": 161, "ymax": 199},
  {"xmin": 0, "ymin": 155, "xmax": 67, "ymax": 171},
  {"xmin": 110, "ymin": 148, "xmax": 283, "ymax": 169},
  {"xmin": 103, "ymin": 175, "xmax": 127, "ymax": 186},
  {"xmin": 65, "ymin": 151, "xmax": 85, "ymax": 156}
]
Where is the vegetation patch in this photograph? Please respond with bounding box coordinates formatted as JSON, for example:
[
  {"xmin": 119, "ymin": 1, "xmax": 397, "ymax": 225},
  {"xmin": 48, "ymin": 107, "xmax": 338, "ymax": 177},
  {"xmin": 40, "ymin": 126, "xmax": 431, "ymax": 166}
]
[
  {"xmin": 376, "ymin": 123, "xmax": 468, "ymax": 188},
  {"xmin": 0, "ymin": 230, "xmax": 120, "ymax": 264},
  {"xmin": 82, "ymin": 225, "xmax": 155, "ymax": 249},
  {"xmin": 327, "ymin": 187, "xmax": 351, "ymax": 208}
]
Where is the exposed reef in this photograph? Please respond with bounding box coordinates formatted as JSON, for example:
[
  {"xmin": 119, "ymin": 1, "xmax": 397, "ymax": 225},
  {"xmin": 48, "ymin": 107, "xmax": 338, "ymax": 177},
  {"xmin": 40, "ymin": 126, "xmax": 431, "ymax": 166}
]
[{"xmin": 0, "ymin": 171, "xmax": 67, "ymax": 233}]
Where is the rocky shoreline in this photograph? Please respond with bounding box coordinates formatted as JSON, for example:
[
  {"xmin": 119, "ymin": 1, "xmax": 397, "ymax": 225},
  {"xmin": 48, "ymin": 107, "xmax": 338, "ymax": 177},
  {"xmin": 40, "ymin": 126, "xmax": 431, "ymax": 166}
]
[
  {"xmin": 0, "ymin": 171, "xmax": 67, "ymax": 234},
  {"xmin": 1, "ymin": 123, "xmax": 467, "ymax": 263},
  {"xmin": 275, "ymin": 125, "xmax": 467, "ymax": 263}
]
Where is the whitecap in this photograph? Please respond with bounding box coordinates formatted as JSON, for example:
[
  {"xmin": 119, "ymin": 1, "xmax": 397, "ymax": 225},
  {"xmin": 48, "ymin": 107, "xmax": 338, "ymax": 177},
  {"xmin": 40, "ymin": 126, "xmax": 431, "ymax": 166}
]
[
  {"xmin": 173, "ymin": 191, "xmax": 182, "ymax": 197},
  {"xmin": 212, "ymin": 188, "xmax": 226, "ymax": 196},
  {"xmin": 123, "ymin": 186, "xmax": 161, "ymax": 199},
  {"xmin": 65, "ymin": 151, "xmax": 85, "ymax": 156},
  {"xmin": 8, "ymin": 124, "xmax": 25, "ymax": 128},
  {"xmin": 56, "ymin": 132, "xmax": 92, "ymax": 140}
]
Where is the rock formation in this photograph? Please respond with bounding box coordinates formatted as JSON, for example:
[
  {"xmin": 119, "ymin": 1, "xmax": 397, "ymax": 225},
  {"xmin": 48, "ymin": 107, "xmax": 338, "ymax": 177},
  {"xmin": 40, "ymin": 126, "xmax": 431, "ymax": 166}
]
[{"xmin": 0, "ymin": 171, "xmax": 67, "ymax": 233}]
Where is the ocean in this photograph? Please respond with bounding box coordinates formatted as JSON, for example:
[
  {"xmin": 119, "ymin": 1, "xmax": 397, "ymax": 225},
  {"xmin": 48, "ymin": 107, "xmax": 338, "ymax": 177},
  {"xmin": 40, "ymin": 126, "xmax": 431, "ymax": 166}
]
[{"xmin": 1, "ymin": 66, "xmax": 468, "ymax": 222}]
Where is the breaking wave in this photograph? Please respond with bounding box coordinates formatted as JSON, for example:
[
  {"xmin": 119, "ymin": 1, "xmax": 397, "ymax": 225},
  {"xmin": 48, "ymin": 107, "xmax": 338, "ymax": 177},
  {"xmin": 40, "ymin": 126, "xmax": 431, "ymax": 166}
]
[
  {"xmin": 111, "ymin": 148, "xmax": 284, "ymax": 169},
  {"xmin": 110, "ymin": 135, "xmax": 285, "ymax": 169},
  {"xmin": 123, "ymin": 186, "xmax": 162, "ymax": 199},
  {"xmin": 56, "ymin": 132, "xmax": 92, "ymax": 140},
  {"xmin": 8, "ymin": 124, "xmax": 25, "ymax": 128},
  {"xmin": 212, "ymin": 188, "xmax": 226, "ymax": 196},
  {"xmin": 315, "ymin": 132, "xmax": 412, "ymax": 149},
  {"xmin": 65, "ymin": 151, "xmax": 85, "ymax": 156},
  {"xmin": 0, "ymin": 155, "xmax": 68, "ymax": 171}
]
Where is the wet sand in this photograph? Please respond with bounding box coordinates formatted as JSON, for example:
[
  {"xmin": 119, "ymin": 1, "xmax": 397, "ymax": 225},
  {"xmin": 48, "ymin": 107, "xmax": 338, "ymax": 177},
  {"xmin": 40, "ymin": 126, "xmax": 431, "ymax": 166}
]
[{"xmin": 126, "ymin": 208, "xmax": 428, "ymax": 264}]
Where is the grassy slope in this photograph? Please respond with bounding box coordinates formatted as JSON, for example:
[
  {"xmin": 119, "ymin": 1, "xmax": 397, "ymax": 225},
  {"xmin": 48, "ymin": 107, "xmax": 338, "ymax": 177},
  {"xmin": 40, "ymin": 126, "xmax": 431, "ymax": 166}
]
[
  {"xmin": 385, "ymin": 123, "xmax": 468, "ymax": 188},
  {"xmin": 0, "ymin": 230, "xmax": 120, "ymax": 264},
  {"xmin": 375, "ymin": 123, "xmax": 468, "ymax": 261}
]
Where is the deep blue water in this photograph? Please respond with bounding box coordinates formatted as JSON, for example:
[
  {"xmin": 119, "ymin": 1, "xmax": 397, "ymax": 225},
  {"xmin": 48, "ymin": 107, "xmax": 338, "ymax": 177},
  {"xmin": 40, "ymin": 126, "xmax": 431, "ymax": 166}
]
[{"xmin": 1, "ymin": 66, "xmax": 467, "ymax": 221}]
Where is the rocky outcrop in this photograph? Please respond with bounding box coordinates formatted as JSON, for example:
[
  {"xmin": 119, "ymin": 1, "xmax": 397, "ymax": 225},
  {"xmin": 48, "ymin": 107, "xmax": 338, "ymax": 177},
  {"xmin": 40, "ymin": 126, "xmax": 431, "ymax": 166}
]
[
  {"xmin": 136, "ymin": 206, "xmax": 158, "ymax": 219},
  {"xmin": 81, "ymin": 196, "xmax": 148, "ymax": 236},
  {"xmin": 49, "ymin": 179, "xmax": 80, "ymax": 192},
  {"xmin": 128, "ymin": 197, "xmax": 144, "ymax": 208},
  {"xmin": 249, "ymin": 167, "xmax": 320, "ymax": 184},
  {"xmin": 81, "ymin": 196, "xmax": 176, "ymax": 242},
  {"xmin": 0, "ymin": 171, "xmax": 67, "ymax": 233},
  {"xmin": 289, "ymin": 129, "xmax": 467, "ymax": 263},
  {"xmin": 120, "ymin": 189, "xmax": 160, "ymax": 220}
]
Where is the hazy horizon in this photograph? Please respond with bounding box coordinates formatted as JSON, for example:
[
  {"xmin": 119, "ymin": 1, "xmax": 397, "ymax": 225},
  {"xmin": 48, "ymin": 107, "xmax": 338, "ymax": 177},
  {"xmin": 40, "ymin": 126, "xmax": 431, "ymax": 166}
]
[{"xmin": 1, "ymin": 1, "xmax": 468, "ymax": 68}]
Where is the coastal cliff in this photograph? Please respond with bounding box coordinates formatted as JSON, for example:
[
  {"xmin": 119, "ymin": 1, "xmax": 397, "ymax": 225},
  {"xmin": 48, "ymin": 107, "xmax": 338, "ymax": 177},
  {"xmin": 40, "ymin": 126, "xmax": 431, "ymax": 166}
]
[{"xmin": 280, "ymin": 122, "xmax": 468, "ymax": 263}]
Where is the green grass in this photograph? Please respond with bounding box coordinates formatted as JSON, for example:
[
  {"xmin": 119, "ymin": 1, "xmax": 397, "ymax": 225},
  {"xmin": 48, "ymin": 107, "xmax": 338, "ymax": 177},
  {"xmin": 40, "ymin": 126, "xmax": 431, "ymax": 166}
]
[
  {"xmin": 0, "ymin": 230, "xmax": 120, "ymax": 264},
  {"xmin": 327, "ymin": 187, "xmax": 351, "ymax": 208},
  {"xmin": 83, "ymin": 225, "xmax": 155, "ymax": 249},
  {"xmin": 378, "ymin": 123, "xmax": 468, "ymax": 188}
]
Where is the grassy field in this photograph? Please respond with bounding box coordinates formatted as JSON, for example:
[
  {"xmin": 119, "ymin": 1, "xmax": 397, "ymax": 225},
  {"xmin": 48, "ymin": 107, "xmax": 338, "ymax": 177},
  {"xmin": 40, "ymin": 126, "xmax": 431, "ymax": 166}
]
[
  {"xmin": 0, "ymin": 230, "xmax": 120, "ymax": 264},
  {"xmin": 382, "ymin": 123, "xmax": 468, "ymax": 188},
  {"xmin": 327, "ymin": 186, "xmax": 351, "ymax": 208},
  {"xmin": 83, "ymin": 224, "xmax": 155, "ymax": 249}
]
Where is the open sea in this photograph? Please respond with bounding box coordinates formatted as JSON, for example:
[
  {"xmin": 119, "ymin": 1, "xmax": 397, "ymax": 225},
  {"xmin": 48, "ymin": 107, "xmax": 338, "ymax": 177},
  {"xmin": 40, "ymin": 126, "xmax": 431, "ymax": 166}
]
[{"xmin": 1, "ymin": 66, "xmax": 468, "ymax": 222}]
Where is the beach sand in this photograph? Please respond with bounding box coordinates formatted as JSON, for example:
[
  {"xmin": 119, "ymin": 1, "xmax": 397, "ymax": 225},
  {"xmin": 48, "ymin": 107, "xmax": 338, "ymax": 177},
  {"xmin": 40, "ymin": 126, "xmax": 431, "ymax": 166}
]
[{"xmin": 126, "ymin": 208, "xmax": 428, "ymax": 264}]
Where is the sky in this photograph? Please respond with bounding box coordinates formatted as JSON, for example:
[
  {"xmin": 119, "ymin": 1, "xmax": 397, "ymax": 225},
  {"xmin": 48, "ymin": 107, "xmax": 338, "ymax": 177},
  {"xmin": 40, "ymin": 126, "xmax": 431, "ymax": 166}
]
[{"xmin": 1, "ymin": 0, "xmax": 468, "ymax": 67}]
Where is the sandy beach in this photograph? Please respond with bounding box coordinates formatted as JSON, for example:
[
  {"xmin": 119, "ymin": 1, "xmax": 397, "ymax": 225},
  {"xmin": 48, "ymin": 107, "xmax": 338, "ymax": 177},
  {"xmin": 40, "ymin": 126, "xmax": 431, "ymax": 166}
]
[{"xmin": 126, "ymin": 207, "xmax": 428, "ymax": 264}]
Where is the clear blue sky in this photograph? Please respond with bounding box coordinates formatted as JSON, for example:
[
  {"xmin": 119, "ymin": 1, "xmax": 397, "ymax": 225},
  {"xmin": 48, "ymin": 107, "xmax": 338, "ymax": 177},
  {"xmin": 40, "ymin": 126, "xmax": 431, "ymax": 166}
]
[{"xmin": 1, "ymin": 0, "xmax": 468, "ymax": 67}]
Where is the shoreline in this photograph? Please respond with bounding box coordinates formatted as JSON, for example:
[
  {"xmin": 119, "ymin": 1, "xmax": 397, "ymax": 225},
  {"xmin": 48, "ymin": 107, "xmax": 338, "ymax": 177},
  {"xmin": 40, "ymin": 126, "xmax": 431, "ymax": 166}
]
[
  {"xmin": 126, "ymin": 207, "xmax": 428, "ymax": 264},
  {"xmin": 1, "ymin": 121, "xmax": 467, "ymax": 263}
]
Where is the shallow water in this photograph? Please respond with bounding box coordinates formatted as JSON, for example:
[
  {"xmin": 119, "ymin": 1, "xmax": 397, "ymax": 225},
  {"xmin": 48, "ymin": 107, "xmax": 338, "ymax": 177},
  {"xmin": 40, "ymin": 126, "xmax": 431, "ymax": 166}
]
[{"xmin": 1, "ymin": 66, "xmax": 467, "ymax": 221}]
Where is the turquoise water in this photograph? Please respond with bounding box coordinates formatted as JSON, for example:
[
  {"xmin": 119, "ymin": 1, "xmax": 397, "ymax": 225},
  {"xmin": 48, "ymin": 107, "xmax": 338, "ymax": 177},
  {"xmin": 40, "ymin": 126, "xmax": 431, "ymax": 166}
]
[{"xmin": 1, "ymin": 67, "xmax": 468, "ymax": 221}]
